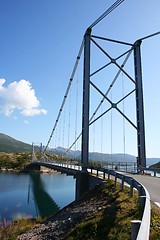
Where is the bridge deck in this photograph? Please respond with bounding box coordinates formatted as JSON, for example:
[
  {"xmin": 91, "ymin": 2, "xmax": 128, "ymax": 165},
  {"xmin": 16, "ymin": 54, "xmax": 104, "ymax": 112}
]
[{"xmin": 123, "ymin": 173, "xmax": 160, "ymax": 208}]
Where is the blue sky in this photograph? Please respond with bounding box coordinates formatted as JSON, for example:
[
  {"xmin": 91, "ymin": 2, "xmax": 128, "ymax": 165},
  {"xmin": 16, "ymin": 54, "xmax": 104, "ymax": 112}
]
[{"xmin": 0, "ymin": 0, "xmax": 160, "ymax": 158}]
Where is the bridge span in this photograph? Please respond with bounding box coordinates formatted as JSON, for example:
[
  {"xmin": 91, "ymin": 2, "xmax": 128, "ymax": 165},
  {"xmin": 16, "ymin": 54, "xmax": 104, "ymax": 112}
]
[{"xmin": 23, "ymin": 160, "xmax": 160, "ymax": 207}]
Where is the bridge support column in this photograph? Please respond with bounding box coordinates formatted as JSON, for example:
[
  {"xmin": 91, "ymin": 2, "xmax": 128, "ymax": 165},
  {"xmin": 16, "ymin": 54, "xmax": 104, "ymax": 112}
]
[
  {"xmin": 75, "ymin": 172, "xmax": 89, "ymax": 200},
  {"xmin": 134, "ymin": 40, "xmax": 146, "ymax": 168},
  {"xmin": 75, "ymin": 172, "xmax": 103, "ymax": 200},
  {"xmin": 81, "ymin": 28, "xmax": 92, "ymax": 171}
]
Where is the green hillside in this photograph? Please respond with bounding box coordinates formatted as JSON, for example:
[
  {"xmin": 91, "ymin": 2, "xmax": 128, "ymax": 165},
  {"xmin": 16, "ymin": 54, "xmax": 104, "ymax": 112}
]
[
  {"xmin": 0, "ymin": 133, "xmax": 32, "ymax": 153},
  {"xmin": 150, "ymin": 161, "xmax": 160, "ymax": 168}
]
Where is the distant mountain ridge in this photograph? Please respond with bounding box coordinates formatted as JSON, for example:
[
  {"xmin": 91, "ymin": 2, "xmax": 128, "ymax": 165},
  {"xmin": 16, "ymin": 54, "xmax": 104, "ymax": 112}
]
[
  {"xmin": 53, "ymin": 146, "xmax": 136, "ymax": 163},
  {"xmin": 0, "ymin": 133, "xmax": 159, "ymax": 166},
  {"xmin": 0, "ymin": 133, "xmax": 32, "ymax": 153},
  {"xmin": 52, "ymin": 146, "xmax": 160, "ymax": 167}
]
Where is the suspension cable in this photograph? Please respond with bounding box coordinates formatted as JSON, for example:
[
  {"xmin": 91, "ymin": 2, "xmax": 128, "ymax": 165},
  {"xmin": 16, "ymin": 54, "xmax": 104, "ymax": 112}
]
[
  {"xmin": 122, "ymin": 71, "xmax": 126, "ymax": 160},
  {"xmin": 93, "ymin": 115, "xmax": 95, "ymax": 154},
  {"xmin": 139, "ymin": 31, "xmax": 160, "ymax": 41},
  {"xmin": 62, "ymin": 104, "xmax": 66, "ymax": 148},
  {"xmin": 89, "ymin": 0, "xmax": 124, "ymax": 29},
  {"xmin": 74, "ymin": 67, "xmax": 79, "ymax": 152},
  {"xmin": 110, "ymin": 90, "xmax": 113, "ymax": 161},
  {"xmin": 58, "ymin": 118, "xmax": 61, "ymax": 147},
  {"xmin": 65, "ymin": 42, "xmax": 132, "ymax": 155},
  {"xmin": 67, "ymin": 84, "xmax": 72, "ymax": 148},
  {"xmin": 101, "ymin": 104, "xmax": 103, "ymax": 167},
  {"xmin": 44, "ymin": 39, "xmax": 84, "ymax": 152}
]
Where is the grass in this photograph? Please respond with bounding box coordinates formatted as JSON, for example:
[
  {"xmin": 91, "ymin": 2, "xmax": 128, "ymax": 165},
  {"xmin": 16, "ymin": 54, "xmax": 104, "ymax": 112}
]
[
  {"xmin": 150, "ymin": 205, "xmax": 160, "ymax": 239},
  {"xmin": 0, "ymin": 217, "xmax": 45, "ymax": 240},
  {"xmin": 66, "ymin": 181, "xmax": 140, "ymax": 240},
  {"xmin": 65, "ymin": 181, "xmax": 160, "ymax": 240}
]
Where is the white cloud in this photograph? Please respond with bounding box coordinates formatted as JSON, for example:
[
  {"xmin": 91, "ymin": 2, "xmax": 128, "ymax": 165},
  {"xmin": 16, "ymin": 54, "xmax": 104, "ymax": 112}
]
[{"xmin": 0, "ymin": 79, "xmax": 47, "ymax": 117}]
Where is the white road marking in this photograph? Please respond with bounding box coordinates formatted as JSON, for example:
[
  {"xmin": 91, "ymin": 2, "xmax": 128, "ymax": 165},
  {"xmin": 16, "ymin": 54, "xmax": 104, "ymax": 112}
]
[{"xmin": 155, "ymin": 202, "xmax": 160, "ymax": 208}]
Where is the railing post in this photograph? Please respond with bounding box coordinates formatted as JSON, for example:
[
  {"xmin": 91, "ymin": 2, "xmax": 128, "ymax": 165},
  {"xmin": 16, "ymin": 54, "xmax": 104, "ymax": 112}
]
[
  {"xmin": 118, "ymin": 162, "xmax": 120, "ymax": 171},
  {"xmin": 114, "ymin": 173, "xmax": 117, "ymax": 188},
  {"xmin": 112, "ymin": 162, "xmax": 113, "ymax": 169},
  {"xmin": 139, "ymin": 196, "xmax": 146, "ymax": 209},
  {"xmin": 130, "ymin": 179, "xmax": 134, "ymax": 197},
  {"xmin": 139, "ymin": 184, "xmax": 143, "ymax": 197},
  {"xmin": 121, "ymin": 175, "xmax": 125, "ymax": 191},
  {"xmin": 103, "ymin": 170, "xmax": 105, "ymax": 179},
  {"xmin": 126, "ymin": 162, "xmax": 128, "ymax": 172},
  {"xmin": 96, "ymin": 169, "xmax": 99, "ymax": 177},
  {"xmin": 131, "ymin": 220, "xmax": 141, "ymax": 240},
  {"xmin": 108, "ymin": 170, "xmax": 110, "ymax": 180}
]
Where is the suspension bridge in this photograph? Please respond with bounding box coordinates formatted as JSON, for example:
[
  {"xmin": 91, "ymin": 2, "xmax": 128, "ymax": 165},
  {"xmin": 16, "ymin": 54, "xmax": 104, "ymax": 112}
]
[
  {"xmin": 24, "ymin": 1, "xmax": 160, "ymax": 239},
  {"xmin": 26, "ymin": 0, "xmax": 160, "ymax": 210},
  {"xmin": 31, "ymin": 0, "xmax": 159, "ymax": 172}
]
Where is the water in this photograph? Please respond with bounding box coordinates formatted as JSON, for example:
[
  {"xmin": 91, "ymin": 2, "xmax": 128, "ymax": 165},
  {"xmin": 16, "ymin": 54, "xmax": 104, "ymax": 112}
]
[
  {"xmin": 104, "ymin": 163, "xmax": 137, "ymax": 172},
  {"xmin": 0, "ymin": 172, "xmax": 75, "ymax": 224},
  {"xmin": 144, "ymin": 170, "xmax": 160, "ymax": 177}
]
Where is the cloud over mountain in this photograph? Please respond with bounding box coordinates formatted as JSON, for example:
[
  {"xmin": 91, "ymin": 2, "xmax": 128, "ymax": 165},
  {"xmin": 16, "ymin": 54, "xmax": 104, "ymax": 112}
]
[{"xmin": 0, "ymin": 79, "xmax": 47, "ymax": 117}]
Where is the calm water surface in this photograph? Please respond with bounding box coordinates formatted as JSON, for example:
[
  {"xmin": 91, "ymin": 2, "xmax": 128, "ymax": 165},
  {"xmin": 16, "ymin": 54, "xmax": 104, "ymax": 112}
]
[{"xmin": 0, "ymin": 172, "xmax": 75, "ymax": 224}]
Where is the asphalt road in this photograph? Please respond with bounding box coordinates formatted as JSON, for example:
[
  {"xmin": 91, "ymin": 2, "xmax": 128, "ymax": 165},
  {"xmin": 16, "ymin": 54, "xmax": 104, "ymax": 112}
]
[{"xmin": 126, "ymin": 173, "xmax": 160, "ymax": 207}]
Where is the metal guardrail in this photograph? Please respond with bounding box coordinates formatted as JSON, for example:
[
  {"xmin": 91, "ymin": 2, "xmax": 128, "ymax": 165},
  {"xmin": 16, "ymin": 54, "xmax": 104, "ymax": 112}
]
[
  {"xmin": 89, "ymin": 167, "xmax": 151, "ymax": 240},
  {"xmin": 136, "ymin": 185, "xmax": 150, "ymax": 240},
  {"xmin": 138, "ymin": 166, "xmax": 160, "ymax": 177},
  {"xmin": 38, "ymin": 158, "xmax": 160, "ymax": 176}
]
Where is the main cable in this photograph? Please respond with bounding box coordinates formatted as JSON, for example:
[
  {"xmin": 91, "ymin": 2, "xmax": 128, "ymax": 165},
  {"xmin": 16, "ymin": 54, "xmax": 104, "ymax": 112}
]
[
  {"xmin": 89, "ymin": 0, "xmax": 124, "ymax": 29},
  {"xmin": 44, "ymin": 39, "xmax": 84, "ymax": 152}
]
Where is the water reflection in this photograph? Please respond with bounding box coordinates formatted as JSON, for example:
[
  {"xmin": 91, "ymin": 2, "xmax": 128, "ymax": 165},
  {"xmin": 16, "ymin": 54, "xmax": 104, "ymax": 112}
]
[
  {"xmin": 0, "ymin": 172, "xmax": 75, "ymax": 223},
  {"xmin": 29, "ymin": 174, "xmax": 60, "ymax": 217}
]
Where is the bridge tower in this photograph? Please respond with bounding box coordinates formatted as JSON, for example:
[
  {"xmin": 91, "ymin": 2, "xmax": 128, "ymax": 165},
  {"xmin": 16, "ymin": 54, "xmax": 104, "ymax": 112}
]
[
  {"xmin": 81, "ymin": 34, "xmax": 146, "ymax": 170},
  {"xmin": 134, "ymin": 40, "xmax": 146, "ymax": 168},
  {"xmin": 81, "ymin": 28, "xmax": 91, "ymax": 171},
  {"xmin": 31, "ymin": 142, "xmax": 43, "ymax": 162},
  {"xmin": 31, "ymin": 143, "xmax": 37, "ymax": 162}
]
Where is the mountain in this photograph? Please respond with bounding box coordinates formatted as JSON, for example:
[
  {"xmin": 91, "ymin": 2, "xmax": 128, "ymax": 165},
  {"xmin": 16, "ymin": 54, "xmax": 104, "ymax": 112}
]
[
  {"xmin": 52, "ymin": 147, "xmax": 160, "ymax": 166},
  {"xmin": 146, "ymin": 158, "xmax": 160, "ymax": 167},
  {"xmin": 1, "ymin": 133, "xmax": 160, "ymax": 166},
  {"xmin": 150, "ymin": 161, "xmax": 160, "ymax": 168},
  {"xmin": 0, "ymin": 133, "xmax": 32, "ymax": 153},
  {"xmin": 52, "ymin": 147, "xmax": 136, "ymax": 163}
]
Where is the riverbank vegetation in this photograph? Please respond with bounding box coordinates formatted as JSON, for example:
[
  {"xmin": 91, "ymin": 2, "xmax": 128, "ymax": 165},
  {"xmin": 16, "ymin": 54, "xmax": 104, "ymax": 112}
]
[
  {"xmin": 0, "ymin": 152, "xmax": 30, "ymax": 171},
  {"xmin": 0, "ymin": 152, "xmax": 75, "ymax": 171},
  {"xmin": 0, "ymin": 217, "xmax": 45, "ymax": 240},
  {"xmin": 150, "ymin": 161, "xmax": 160, "ymax": 168},
  {"xmin": 0, "ymin": 180, "xmax": 159, "ymax": 239}
]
